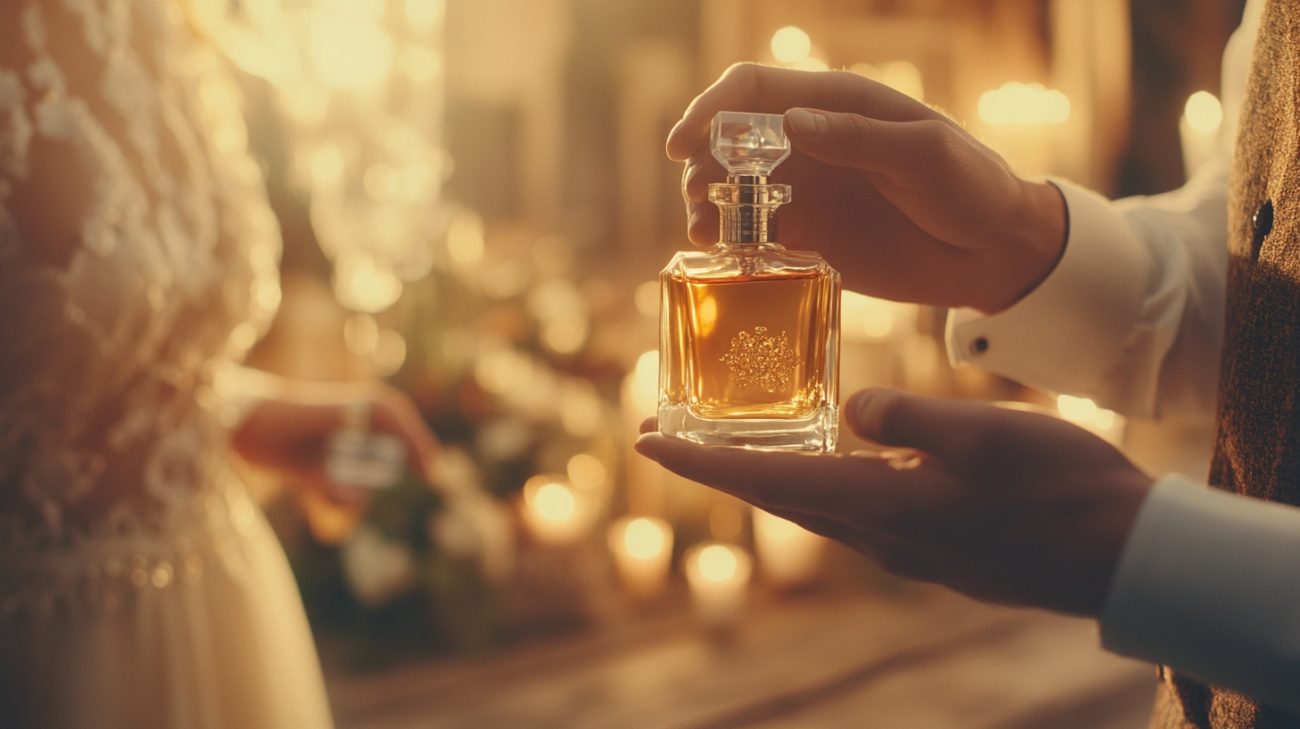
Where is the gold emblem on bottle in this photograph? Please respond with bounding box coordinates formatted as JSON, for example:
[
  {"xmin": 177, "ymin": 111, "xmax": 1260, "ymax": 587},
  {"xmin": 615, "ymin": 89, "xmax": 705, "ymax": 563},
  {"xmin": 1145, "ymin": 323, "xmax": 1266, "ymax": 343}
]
[{"xmin": 720, "ymin": 326, "xmax": 798, "ymax": 393}]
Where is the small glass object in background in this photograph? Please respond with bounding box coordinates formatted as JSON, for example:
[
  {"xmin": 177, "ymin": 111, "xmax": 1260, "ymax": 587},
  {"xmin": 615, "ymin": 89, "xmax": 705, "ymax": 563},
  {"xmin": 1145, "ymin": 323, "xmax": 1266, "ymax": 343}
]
[
  {"xmin": 325, "ymin": 402, "xmax": 407, "ymax": 491},
  {"xmin": 659, "ymin": 111, "xmax": 841, "ymax": 452}
]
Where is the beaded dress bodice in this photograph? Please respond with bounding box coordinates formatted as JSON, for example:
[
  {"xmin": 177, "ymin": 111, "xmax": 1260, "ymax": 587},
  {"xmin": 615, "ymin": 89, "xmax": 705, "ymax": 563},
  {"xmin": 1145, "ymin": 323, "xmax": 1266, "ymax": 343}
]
[{"xmin": 0, "ymin": 0, "xmax": 281, "ymax": 617}]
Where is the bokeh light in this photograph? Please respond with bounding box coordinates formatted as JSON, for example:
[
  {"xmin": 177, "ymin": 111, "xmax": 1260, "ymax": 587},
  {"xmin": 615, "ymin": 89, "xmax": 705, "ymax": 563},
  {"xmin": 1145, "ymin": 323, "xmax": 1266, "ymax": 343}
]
[
  {"xmin": 770, "ymin": 26, "xmax": 812, "ymax": 64},
  {"xmin": 622, "ymin": 517, "xmax": 668, "ymax": 560},
  {"xmin": 978, "ymin": 82, "xmax": 1071, "ymax": 125},
  {"xmin": 697, "ymin": 544, "xmax": 740, "ymax": 583},
  {"xmin": 1184, "ymin": 91, "xmax": 1223, "ymax": 133}
]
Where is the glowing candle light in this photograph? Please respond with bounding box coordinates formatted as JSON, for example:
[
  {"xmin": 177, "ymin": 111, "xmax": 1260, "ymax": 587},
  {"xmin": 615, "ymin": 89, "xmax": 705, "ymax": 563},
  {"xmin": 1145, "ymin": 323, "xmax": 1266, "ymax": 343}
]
[
  {"xmin": 608, "ymin": 517, "xmax": 674, "ymax": 599},
  {"xmin": 841, "ymin": 291, "xmax": 898, "ymax": 342},
  {"xmin": 1056, "ymin": 394, "xmax": 1125, "ymax": 446},
  {"xmin": 977, "ymin": 82, "xmax": 1071, "ymax": 178},
  {"xmin": 684, "ymin": 542, "xmax": 753, "ymax": 629},
  {"xmin": 770, "ymin": 26, "xmax": 812, "ymax": 64},
  {"xmin": 521, "ymin": 476, "xmax": 594, "ymax": 545},
  {"xmin": 752, "ymin": 509, "xmax": 825, "ymax": 589},
  {"xmin": 622, "ymin": 350, "xmax": 666, "ymax": 515},
  {"xmin": 1180, "ymin": 90, "xmax": 1222, "ymax": 178}
]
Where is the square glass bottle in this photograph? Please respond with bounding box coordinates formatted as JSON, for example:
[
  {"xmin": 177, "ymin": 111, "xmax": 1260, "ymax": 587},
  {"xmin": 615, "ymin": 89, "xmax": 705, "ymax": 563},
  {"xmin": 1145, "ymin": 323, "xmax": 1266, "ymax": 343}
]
[{"xmin": 659, "ymin": 112, "xmax": 841, "ymax": 452}]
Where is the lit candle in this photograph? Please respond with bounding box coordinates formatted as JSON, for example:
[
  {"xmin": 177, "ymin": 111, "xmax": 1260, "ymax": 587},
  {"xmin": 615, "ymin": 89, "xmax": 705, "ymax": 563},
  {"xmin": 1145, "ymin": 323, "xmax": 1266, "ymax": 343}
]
[
  {"xmin": 1180, "ymin": 91, "xmax": 1222, "ymax": 178},
  {"xmin": 1055, "ymin": 394, "xmax": 1126, "ymax": 447},
  {"xmin": 521, "ymin": 475, "xmax": 595, "ymax": 545},
  {"xmin": 752, "ymin": 509, "xmax": 825, "ymax": 589},
  {"xmin": 622, "ymin": 350, "xmax": 666, "ymax": 515},
  {"xmin": 608, "ymin": 516, "xmax": 674, "ymax": 599},
  {"xmin": 839, "ymin": 291, "xmax": 909, "ymax": 394},
  {"xmin": 841, "ymin": 291, "xmax": 901, "ymax": 343},
  {"xmin": 976, "ymin": 82, "xmax": 1071, "ymax": 178},
  {"xmin": 684, "ymin": 542, "xmax": 753, "ymax": 629}
]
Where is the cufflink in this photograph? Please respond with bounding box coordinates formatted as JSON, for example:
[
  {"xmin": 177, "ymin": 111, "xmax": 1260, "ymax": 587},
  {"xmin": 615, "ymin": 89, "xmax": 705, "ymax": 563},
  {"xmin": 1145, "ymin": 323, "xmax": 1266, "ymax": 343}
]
[{"xmin": 1251, "ymin": 199, "xmax": 1273, "ymax": 261}]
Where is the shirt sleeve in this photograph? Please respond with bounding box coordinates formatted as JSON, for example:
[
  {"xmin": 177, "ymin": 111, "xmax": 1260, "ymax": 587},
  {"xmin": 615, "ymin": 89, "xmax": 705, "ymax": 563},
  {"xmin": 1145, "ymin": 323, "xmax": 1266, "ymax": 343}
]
[
  {"xmin": 946, "ymin": 166, "xmax": 1227, "ymax": 419},
  {"xmin": 944, "ymin": 0, "xmax": 1264, "ymax": 420},
  {"xmin": 1101, "ymin": 475, "xmax": 1300, "ymax": 713},
  {"xmin": 946, "ymin": 0, "xmax": 1300, "ymax": 710}
]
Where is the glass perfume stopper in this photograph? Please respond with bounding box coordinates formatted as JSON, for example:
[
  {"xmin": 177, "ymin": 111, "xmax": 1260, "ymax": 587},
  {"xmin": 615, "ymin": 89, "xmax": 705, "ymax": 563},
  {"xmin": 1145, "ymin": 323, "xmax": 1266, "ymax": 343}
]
[{"xmin": 711, "ymin": 111, "xmax": 791, "ymax": 178}]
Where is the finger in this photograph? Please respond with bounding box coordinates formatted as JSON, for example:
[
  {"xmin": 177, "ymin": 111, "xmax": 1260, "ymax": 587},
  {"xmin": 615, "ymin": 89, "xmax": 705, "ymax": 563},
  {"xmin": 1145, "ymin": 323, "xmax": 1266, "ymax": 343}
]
[
  {"xmin": 639, "ymin": 416, "xmax": 657, "ymax": 435},
  {"xmin": 688, "ymin": 207, "xmax": 718, "ymax": 246},
  {"xmin": 845, "ymin": 388, "xmax": 1006, "ymax": 466},
  {"xmin": 666, "ymin": 64, "xmax": 935, "ymax": 161},
  {"xmin": 683, "ymin": 155, "xmax": 724, "ymax": 203},
  {"xmin": 634, "ymin": 432, "xmax": 903, "ymax": 515},
  {"xmin": 784, "ymin": 109, "xmax": 957, "ymax": 177}
]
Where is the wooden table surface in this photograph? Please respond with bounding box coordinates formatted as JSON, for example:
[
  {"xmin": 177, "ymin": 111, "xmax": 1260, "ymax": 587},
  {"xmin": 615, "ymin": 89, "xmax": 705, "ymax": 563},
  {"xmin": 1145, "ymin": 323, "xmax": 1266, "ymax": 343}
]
[{"xmin": 328, "ymin": 581, "xmax": 1156, "ymax": 729}]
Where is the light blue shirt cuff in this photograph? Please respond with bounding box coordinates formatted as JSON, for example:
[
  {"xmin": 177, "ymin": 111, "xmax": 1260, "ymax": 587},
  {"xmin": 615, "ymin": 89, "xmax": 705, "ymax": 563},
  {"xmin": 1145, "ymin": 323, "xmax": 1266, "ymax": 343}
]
[{"xmin": 1101, "ymin": 474, "xmax": 1300, "ymax": 713}]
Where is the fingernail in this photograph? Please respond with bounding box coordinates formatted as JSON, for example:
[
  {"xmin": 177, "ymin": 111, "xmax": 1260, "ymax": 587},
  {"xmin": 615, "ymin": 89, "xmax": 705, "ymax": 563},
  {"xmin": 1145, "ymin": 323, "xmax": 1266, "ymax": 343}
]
[{"xmin": 787, "ymin": 108, "xmax": 826, "ymax": 136}]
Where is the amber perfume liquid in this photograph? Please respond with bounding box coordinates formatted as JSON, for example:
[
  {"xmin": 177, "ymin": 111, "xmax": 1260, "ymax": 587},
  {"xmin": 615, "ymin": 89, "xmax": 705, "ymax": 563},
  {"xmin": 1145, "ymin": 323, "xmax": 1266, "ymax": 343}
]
[{"xmin": 660, "ymin": 249, "xmax": 841, "ymax": 451}]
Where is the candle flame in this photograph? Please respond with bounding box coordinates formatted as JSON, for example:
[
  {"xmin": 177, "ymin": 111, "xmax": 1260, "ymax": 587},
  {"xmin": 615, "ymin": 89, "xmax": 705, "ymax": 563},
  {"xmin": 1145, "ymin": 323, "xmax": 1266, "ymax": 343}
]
[
  {"xmin": 698, "ymin": 544, "xmax": 739, "ymax": 582},
  {"xmin": 1184, "ymin": 91, "xmax": 1223, "ymax": 133},
  {"xmin": 770, "ymin": 26, "xmax": 812, "ymax": 64},
  {"xmin": 978, "ymin": 82, "xmax": 1071, "ymax": 125},
  {"xmin": 623, "ymin": 518, "xmax": 667, "ymax": 560},
  {"xmin": 531, "ymin": 481, "xmax": 576, "ymax": 522}
]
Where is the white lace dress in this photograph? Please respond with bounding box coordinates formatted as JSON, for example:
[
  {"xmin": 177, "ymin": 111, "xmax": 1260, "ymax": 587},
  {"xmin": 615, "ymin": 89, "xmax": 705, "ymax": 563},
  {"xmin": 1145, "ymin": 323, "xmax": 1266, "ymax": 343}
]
[{"xmin": 0, "ymin": 2, "xmax": 333, "ymax": 727}]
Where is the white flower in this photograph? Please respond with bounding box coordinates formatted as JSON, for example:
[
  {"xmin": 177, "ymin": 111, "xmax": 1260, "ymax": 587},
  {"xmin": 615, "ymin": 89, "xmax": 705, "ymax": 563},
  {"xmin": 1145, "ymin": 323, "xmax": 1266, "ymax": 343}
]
[
  {"xmin": 425, "ymin": 446, "xmax": 482, "ymax": 497},
  {"xmin": 427, "ymin": 506, "xmax": 481, "ymax": 560},
  {"xmin": 425, "ymin": 446, "xmax": 515, "ymax": 582},
  {"xmin": 427, "ymin": 494, "xmax": 514, "ymax": 583},
  {"xmin": 475, "ymin": 417, "xmax": 532, "ymax": 462},
  {"xmin": 341, "ymin": 525, "xmax": 416, "ymax": 607},
  {"xmin": 461, "ymin": 494, "xmax": 515, "ymax": 583}
]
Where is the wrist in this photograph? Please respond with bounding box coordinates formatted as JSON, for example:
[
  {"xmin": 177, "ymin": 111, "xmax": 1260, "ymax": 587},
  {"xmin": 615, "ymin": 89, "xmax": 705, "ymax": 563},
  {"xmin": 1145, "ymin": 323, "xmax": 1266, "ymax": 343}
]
[{"xmin": 977, "ymin": 178, "xmax": 1067, "ymax": 314}]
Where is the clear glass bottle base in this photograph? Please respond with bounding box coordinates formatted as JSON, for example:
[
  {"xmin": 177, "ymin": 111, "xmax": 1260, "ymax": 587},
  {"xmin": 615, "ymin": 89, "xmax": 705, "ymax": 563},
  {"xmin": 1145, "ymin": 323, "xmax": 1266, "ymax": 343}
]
[{"xmin": 658, "ymin": 404, "xmax": 839, "ymax": 453}]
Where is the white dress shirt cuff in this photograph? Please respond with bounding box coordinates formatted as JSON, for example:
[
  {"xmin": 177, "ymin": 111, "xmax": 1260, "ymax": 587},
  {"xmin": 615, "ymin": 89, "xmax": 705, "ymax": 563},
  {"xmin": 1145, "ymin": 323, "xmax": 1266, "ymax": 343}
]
[
  {"xmin": 1101, "ymin": 474, "xmax": 1300, "ymax": 711},
  {"xmin": 946, "ymin": 180, "xmax": 1151, "ymax": 395}
]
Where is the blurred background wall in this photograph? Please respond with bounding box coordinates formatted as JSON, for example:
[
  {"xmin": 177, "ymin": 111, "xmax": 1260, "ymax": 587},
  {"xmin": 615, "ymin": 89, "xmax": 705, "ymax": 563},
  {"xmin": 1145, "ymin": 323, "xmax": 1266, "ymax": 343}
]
[{"xmin": 218, "ymin": 0, "xmax": 1248, "ymax": 682}]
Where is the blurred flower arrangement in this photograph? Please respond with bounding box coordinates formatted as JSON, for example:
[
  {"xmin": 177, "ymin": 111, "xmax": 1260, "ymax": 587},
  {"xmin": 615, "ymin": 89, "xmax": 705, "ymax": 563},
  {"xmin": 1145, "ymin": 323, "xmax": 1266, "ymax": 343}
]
[
  {"xmin": 294, "ymin": 446, "xmax": 513, "ymax": 665},
  {"xmin": 211, "ymin": 0, "xmax": 627, "ymax": 664},
  {"xmin": 292, "ymin": 214, "xmax": 626, "ymax": 666}
]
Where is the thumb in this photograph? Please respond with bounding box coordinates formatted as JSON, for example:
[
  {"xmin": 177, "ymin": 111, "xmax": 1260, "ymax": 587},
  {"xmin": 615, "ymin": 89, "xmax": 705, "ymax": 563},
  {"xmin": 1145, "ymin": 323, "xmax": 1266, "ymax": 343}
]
[
  {"xmin": 784, "ymin": 107, "xmax": 952, "ymax": 175},
  {"xmin": 846, "ymin": 388, "xmax": 1001, "ymax": 465}
]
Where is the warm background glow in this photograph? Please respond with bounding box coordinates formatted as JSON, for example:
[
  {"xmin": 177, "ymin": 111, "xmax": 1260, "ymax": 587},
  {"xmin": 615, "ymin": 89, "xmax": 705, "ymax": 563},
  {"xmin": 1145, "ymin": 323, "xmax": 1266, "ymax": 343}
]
[
  {"xmin": 1184, "ymin": 90, "xmax": 1223, "ymax": 133},
  {"xmin": 220, "ymin": 2, "xmax": 1244, "ymax": 725}
]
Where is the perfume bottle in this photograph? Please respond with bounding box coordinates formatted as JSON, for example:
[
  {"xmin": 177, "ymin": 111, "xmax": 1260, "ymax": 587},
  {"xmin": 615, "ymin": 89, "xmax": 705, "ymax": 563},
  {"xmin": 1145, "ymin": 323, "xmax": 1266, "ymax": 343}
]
[
  {"xmin": 325, "ymin": 402, "xmax": 406, "ymax": 491},
  {"xmin": 659, "ymin": 111, "xmax": 841, "ymax": 452}
]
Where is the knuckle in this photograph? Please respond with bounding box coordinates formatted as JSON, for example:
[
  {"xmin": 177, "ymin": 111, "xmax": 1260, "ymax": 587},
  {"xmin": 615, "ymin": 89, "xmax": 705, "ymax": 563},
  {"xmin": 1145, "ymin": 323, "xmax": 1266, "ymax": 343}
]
[
  {"xmin": 722, "ymin": 61, "xmax": 759, "ymax": 85},
  {"xmin": 914, "ymin": 118, "xmax": 952, "ymax": 149}
]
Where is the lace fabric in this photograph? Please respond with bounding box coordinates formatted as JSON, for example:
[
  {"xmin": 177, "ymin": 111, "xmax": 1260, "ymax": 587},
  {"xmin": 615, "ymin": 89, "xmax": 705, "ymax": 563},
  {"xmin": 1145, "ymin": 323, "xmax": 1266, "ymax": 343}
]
[
  {"xmin": 0, "ymin": 3, "xmax": 334, "ymax": 726},
  {"xmin": 0, "ymin": 0, "xmax": 281, "ymax": 570}
]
